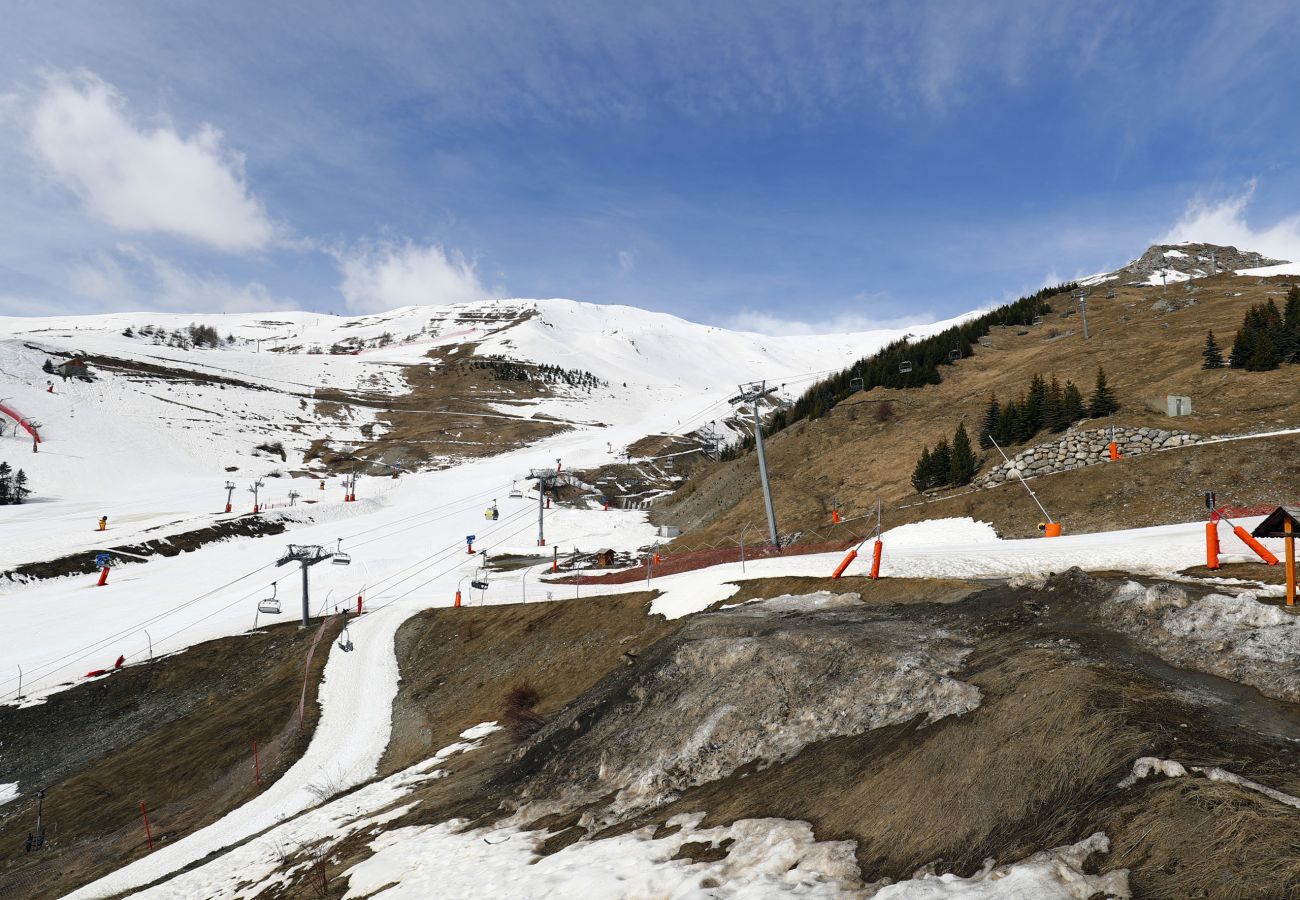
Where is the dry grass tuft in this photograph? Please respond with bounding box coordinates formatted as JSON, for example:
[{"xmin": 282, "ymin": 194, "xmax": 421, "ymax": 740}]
[{"xmin": 502, "ymin": 682, "xmax": 547, "ymax": 743}]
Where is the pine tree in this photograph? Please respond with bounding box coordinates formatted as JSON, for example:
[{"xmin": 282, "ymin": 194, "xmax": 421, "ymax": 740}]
[
  {"xmin": 948, "ymin": 423, "xmax": 977, "ymax": 486},
  {"xmin": 1025, "ymin": 374, "xmax": 1047, "ymax": 433},
  {"xmin": 12, "ymin": 469, "xmax": 28, "ymax": 504},
  {"xmin": 1088, "ymin": 367, "xmax": 1119, "ymax": 418},
  {"xmin": 1202, "ymin": 331, "xmax": 1225, "ymax": 369},
  {"xmin": 0, "ymin": 461, "xmax": 10, "ymax": 504},
  {"xmin": 1247, "ymin": 331, "xmax": 1282, "ymax": 371},
  {"xmin": 1062, "ymin": 381, "xmax": 1086, "ymax": 425},
  {"xmin": 978, "ymin": 395, "xmax": 1000, "ymax": 449},
  {"xmin": 1044, "ymin": 377, "xmax": 1066, "ymax": 432},
  {"xmin": 911, "ymin": 447, "xmax": 933, "ymax": 493},
  {"xmin": 1280, "ymin": 288, "xmax": 1300, "ymax": 363},
  {"xmin": 1229, "ymin": 322, "xmax": 1255, "ymax": 369},
  {"xmin": 930, "ymin": 438, "xmax": 952, "ymax": 488},
  {"xmin": 41, "ymin": 359, "xmax": 54, "ymax": 374}
]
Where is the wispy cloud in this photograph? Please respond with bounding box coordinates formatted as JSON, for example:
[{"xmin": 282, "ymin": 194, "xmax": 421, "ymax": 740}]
[
  {"xmin": 26, "ymin": 70, "xmax": 279, "ymax": 253},
  {"xmin": 335, "ymin": 240, "xmax": 492, "ymax": 313},
  {"xmin": 616, "ymin": 250, "xmax": 636, "ymax": 274},
  {"xmin": 725, "ymin": 307, "xmax": 937, "ymax": 337},
  {"xmin": 1161, "ymin": 181, "xmax": 1300, "ymax": 264}
]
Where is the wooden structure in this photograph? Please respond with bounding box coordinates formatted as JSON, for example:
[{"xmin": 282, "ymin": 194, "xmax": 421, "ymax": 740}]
[{"xmin": 1252, "ymin": 507, "xmax": 1300, "ymax": 606}]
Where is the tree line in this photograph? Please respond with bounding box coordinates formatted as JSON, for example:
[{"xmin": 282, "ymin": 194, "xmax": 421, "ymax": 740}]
[
  {"xmin": 0, "ymin": 462, "xmax": 31, "ymax": 504},
  {"xmin": 469, "ymin": 355, "xmax": 605, "ymax": 390},
  {"xmin": 717, "ymin": 282, "xmax": 1080, "ymax": 461},
  {"xmin": 978, "ymin": 367, "xmax": 1117, "ymax": 449},
  {"xmin": 1202, "ymin": 286, "xmax": 1300, "ymax": 372}
]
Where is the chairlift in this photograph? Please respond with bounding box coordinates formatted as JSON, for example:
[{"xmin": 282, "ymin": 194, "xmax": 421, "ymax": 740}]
[
  {"xmin": 332, "ymin": 538, "xmax": 351, "ymax": 565},
  {"xmin": 258, "ymin": 584, "xmax": 281, "ymax": 615},
  {"xmin": 337, "ymin": 627, "xmax": 354, "ymax": 652},
  {"xmin": 898, "ymin": 361, "xmax": 913, "ymax": 375},
  {"xmin": 948, "ymin": 348, "xmax": 961, "ymax": 362},
  {"xmin": 470, "ymin": 579, "xmax": 489, "ymax": 591},
  {"xmin": 1031, "ymin": 315, "xmax": 1044, "ymax": 326},
  {"xmin": 508, "ymin": 481, "xmax": 523, "ymax": 500},
  {"xmin": 849, "ymin": 376, "xmax": 864, "ymax": 392}
]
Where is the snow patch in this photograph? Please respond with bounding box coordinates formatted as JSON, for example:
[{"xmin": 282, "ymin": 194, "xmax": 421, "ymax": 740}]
[
  {"xmin": 0, "ymin": 782, "xmax": 18, "ymax": 807},
  {"xmin": 1119, "ymin": 757, "xmax": 1300, "ymax": 811}
]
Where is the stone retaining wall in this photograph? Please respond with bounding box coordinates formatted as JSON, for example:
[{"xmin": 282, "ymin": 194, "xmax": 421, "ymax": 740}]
[{"xmin": 976, "ymin": 426, "xmax": 1203, "ymax": 488}]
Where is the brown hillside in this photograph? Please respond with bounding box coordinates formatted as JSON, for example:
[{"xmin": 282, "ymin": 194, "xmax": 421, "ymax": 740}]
[{"xmin": 654, "ymin": 272, "xmax": 1300, "ymax": 545}]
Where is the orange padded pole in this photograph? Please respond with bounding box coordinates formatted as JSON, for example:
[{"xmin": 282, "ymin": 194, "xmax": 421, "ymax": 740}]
[
  {"xmin": 1205, "ymin": 521, "xmax": 1220, "ymax": 570},
  {"xmin": 830, "ymin": 549, "xmax": 857, "ymax": 579},
  {"xmin": 869, "ymin": 539, "xmax": 883, "ymax": 580},
  {"xmin": 1233, "ymin": 525, "xmax": 1279, "ymax": 566}
]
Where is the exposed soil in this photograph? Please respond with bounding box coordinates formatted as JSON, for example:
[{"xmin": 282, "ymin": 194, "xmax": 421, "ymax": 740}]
[
  {"xmin": 381, "ymin": 591, "xmax": 671, "ymax": 775},
  {"xmin": 1, "ymin": 514, "xmax": 287, "ymax": 586},
  {"xmin": 356, "ymin": 572, "xmax": 1300, "ymax": 899},
  {"xmin": 0, "ymin": 616, "xmax": 345, "ymax": 900}
]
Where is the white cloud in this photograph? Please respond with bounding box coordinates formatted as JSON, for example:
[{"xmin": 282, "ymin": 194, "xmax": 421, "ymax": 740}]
[
  {"xmin": 28, "ymin": 71, "xmax": 278, "ymax": 253},
  {"xmin": 617, "ymin": 249, "xmax": 636, "ymax": 274},
  {"xmin": 726, "ymin": 308, "xmax": 936, "ymax": 337},
  {"xmin": 335, "ymin": 240, "xmax": 491, "ymax": 313},
  {"xmin": 1161, "ymin": 180, "xmax": 1300, "ymax": 264}
]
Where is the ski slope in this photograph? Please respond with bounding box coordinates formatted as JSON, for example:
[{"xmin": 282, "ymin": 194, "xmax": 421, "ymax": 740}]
[{"xmin": 4, "ymin": 296, "xmax": 1257, "ymax": 897}]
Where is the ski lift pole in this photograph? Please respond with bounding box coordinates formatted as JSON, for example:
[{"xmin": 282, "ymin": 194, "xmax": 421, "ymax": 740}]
[{"xmin": 987, "ymin": 435, "xmax": 1059, "ymax": 536}]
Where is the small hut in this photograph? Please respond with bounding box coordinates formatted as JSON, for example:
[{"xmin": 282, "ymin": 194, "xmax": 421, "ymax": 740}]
[
  {"xmin": 54, "ymin": 358, "xmax": 93, "ymax": 381},
  {"xmin": 1252, "ymin": 507, "xmax": 1300, "ymax": 606}
]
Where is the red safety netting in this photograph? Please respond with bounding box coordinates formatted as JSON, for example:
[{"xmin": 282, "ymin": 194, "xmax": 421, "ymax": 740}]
[{"xmin": 558, "ymin": 536, "xmax": 858, "ymax": 586}]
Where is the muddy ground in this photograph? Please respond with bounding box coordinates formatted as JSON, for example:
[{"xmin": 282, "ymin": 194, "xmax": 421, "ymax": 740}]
[
  {"xmin": 0, "ymin": 616, "xmax": 345, "ymax": 900},
  {"xmin": 337, "ymin": 572, "xmax": 1300, "ymax": 899}
]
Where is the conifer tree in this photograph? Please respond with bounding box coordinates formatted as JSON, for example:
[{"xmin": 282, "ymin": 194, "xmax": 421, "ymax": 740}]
[
  {"xmin": 1088, "ymin": 367, "xmax": 1120, "ymax": 418},
  {"xmin": 1044, "ymin": 377, "xmax": 1066, "ymax": 432},
  {"xmin": 0, "ymin": 461, "xmax": 10, "ymax": 504},
  {"xmin": 1280, "ymin": 288, "xmax": 1300, "ymax": 363},
  {"xmin": 911, "ymin": 447, "xmax": 933, "ymax": 493},
  {"xmin": 930, "ymin": 438, "xmax": 952, "ymax": 488},
  {"xmin": 978, "ymin": 395, "xmax": 1000, "ymax": 449},
  {"xmin": 1202, "ymin": 331, "xmax": 1225, "ymax": 369},
  {"xmin": 12, "ymin": 469, "xmax": 28, "ymax": 504},
  {"xmin": 1025, "ymin": 374, "xmax": 1047, "ymax": 433},
  {"xmin": 1062, "ymin": 381, "xmax": 1085, "ymax": 424},
  {"xmin": 948, "ymin": 423, "xmax": 977, "ymax": 486},
  {"xmin": 41, "ymin": 359, "xmax": 54, "ymax": 374}
]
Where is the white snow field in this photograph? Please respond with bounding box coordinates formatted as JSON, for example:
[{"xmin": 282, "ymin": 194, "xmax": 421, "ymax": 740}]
[{"xmin": 0, "ymin": 298, "xmax": 1261, "ymax": 897}]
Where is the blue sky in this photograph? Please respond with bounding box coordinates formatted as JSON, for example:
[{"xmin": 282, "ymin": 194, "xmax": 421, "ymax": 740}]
[{"xmin": 2, "ymin": 1, "xmax": 1300, "ymax": 331}]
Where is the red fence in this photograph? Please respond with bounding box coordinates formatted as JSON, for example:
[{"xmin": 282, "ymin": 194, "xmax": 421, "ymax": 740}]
[
  {"xmin": 558, "ymin": 536, "xmax": 858, "ymax": 586},
  {"xmin": 0, "ymin": 402, "xmax": 40, "ymax": 443}
]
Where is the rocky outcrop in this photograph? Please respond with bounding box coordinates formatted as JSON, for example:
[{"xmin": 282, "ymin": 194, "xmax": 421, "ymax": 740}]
[
  {"xmin": 976, "ymin": 426, "xmax": 1203, "ymax": 488},
  {"xmin": 1104, "ymin": 242, "xmax": 1286, "ymax": 285}
]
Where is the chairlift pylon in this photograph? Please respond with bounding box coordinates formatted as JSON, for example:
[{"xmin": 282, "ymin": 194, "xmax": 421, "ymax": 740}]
[
  {"xmin": 898, "ymin": 360, "xmax": 913, "ymax": 375},
  {"xmin": 258, "ymin": 583, "xmax": 281, "ymax": 615}
]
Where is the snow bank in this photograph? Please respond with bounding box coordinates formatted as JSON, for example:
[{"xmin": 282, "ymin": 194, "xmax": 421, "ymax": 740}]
[
  {"xmin": 882, "ymin": 518, "xmax": 1000, "ymax": 548},
  {"xmin": 1101, "ymin": 583, "xmax": 1300, "ymax": 704},
  {"xmin": 112, "ymin": 724, "xmax": 501, "ymax": 899},
  {"xmin": 873, "ymin": 833, "xmax": 1128, "ymax": 899},
  {"xmin": 343, "ymin": 813, "xmax": 866, "ymax": 899},
  {"xmin": 0, "ymin": 782, "xmax": 17, "ymax": 807}
]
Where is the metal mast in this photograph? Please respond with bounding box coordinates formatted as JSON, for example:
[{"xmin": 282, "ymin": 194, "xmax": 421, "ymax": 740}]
[
  {"xmin": 276, "ymin": 544, "xmax": 344, "ymax": 625},
  {"xmin": 733, "ymin": 381, "xmax": 780, "ymax": 547}
]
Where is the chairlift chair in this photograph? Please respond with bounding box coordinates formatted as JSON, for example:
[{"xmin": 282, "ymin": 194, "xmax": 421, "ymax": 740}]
[
  {"xmin": 1031, "ymin": 315, "xmax": 1044, "ymax": 326},
  {"xmin": 898, "ymin": 361, "xmax": 913, "ymax": 374},
  {"xmin": 258, "ymin": 584, "xmax": 281, "ymax": 615},
  {"xmin": 332, "ymin": 538, "xmax": 352, "ymax": 565},
  {"xmin": 508, "ymin": 481, "xmax": 523, "ymax": 499},
  {"xmin": 948, "ymin": 348, "xmax": 961, "ymax": 362},
  {"xmin": 849, "ymin": 376, "xmax": 864, "ymax": 392},
  {"xmin": 470, "ymin": 579, "xmax": 489, "ymax": 591}
]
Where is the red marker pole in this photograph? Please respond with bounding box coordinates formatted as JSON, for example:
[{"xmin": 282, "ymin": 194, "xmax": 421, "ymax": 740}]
[
  {"xmin": 97, "ymin": 566, "xmax": 110, "ymax": 587},
  {"xmin": 140, "ymin": 802, "xmax": 154, "ymax": 851}
]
